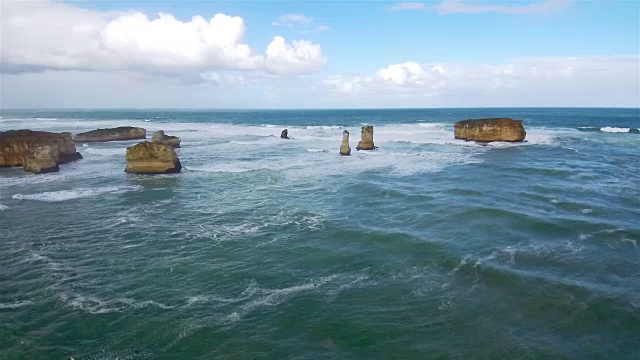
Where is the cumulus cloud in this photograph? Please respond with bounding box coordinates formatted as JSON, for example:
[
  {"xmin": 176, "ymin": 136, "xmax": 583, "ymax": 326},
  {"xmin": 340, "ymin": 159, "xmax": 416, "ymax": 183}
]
[
  {"xmin": 265, "ymin": 36, "xmax": 327, "ymax": 75},
  {"xmin": 0, "ymin": 0, "xmax": 327, "ymax": 77},
  {"xmin": 323, "ymin": 56, "xmax": 640, "ymax": 106},
  {"xmin": 389, "ymin": 0, "xmax": 573, "ymax": 14}
]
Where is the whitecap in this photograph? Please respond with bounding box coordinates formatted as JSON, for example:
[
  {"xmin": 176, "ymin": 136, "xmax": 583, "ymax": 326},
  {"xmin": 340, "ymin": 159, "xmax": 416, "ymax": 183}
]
[
  {"xmin": 84, "ymin": 147, "xmax": 125, "ymax": 156},
  {"xmin": 12, "ymin": 185, "xmax": 142, "ymax": 202},
  {"xmin": 601, "ymin": 126, "xmax": 631, "ymax": 133},
  {"xmin": 580, "ymin": 208, "xmax": 594, "ymax": 214},
  {"xmin": 0, "ymin": 204, "xmax": 8, "ymax": 211},
  {"xmin": 0, "ymin": 300, "xmax": 32, "ymax": 309}
]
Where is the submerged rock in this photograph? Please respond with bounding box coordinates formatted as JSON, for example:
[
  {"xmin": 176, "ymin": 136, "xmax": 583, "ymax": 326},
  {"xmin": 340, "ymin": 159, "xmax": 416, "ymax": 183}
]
[
  {"xmin": 0, "ymin": 130, "xmax": 82, "ymax": 174},
  {"xmin": 281, "ymin": 129, "xmax": 289, "ymax": 139},
  {"xmin": 340, "ymin": 130, "xmax": 351, "ymax": 156},
  {"xmin": 125, "ymin": 141, "xmax": 181, "ymax": 174},
  {"xmin": 454, "ymin": 118, "xmax": 526, "ymax": 142},
  {"xmin": 151, "ymin": 130, "xmax": 181, "ymax": 148},
  {"xmin": 356, "ymin": 125, "xmax": 375, "ymax": 150},
  {"xmin": 74, "ymin": 126, "xmax": 146, "ymax": 142}
]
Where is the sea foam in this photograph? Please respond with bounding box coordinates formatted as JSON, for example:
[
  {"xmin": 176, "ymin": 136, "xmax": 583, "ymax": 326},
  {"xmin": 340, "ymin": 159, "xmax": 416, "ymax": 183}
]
[{"xmin": 12, "ymin": 185, "xmax": 142, "ymax": 202}]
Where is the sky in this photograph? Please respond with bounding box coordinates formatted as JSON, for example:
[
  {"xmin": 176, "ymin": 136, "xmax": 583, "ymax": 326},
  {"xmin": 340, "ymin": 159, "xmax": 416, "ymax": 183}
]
[{"xmin": 1, "ymin": 0, "xmax": 639, "ymax": 109}]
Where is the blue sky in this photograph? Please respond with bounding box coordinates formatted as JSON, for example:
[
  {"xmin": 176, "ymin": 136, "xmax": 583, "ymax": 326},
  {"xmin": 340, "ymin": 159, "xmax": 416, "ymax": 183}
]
[{"xmin": 1, "ymin": 0, "xmax": 639, "ymax": 108}]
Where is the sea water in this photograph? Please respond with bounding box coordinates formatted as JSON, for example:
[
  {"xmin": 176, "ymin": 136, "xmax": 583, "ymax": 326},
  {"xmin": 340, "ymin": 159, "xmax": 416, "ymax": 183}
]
[{"xmin": 0, "ymin": 108, "xmax": 639, "ymax": 358}]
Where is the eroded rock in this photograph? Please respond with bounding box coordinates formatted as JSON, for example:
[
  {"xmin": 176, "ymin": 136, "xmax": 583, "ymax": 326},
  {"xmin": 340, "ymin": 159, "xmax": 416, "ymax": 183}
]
[
  {"xmin": 281, "ymin": 129, "xmax": 289, "ymax": 139},
  {"xmin": 125, "ymin": 141, "xmax": 181, "ymax": 174},
  {"xmin": 356, "ymin": 126, "xmax": 375, "ymax": 150},
  {"xmin": 454, "ymin": 118, "xmax": 526, "ymax": 142},
  {"xmin": 340, "ymin": 130, "xmax": 351, "ymax": 156},
  {"xmin": 74, "ymin": 126, "xmax": 146, "ymax": 142},
  {"xmin": 151, "ymin": 130, "xmax": 181, "ymax": 148},
  {"xmin": 0, "ymin": 130, "xmax": 82, "ymax": 174}
]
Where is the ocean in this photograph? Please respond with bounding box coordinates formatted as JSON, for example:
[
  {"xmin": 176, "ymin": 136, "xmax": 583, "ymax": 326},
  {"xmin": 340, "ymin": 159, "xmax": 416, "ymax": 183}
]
[{"xmin": 0, "ymin": 108, "xmax": 639, "ymax": 359}]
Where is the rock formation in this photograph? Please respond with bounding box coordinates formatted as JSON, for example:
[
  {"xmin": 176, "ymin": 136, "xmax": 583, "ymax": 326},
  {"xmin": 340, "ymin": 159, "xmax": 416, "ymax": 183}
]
[
  {"xmin": 356, "ymin": 125, "xmax": 375, "ymax": 150},
  {"xmin": 151, "ymin": 130, "xmax": 181, "ymax": 148},
  {"xmin": 280, "ymin": 129, "xmax": 289, "ymax": 139},
  {"xmin": 0, "ymin": 130, "xmax": 82, "ymax": 174},
  {"xmin": 339, "ymin": 130, "xmax": 351, "ymax": 156},
  {"xmin": 454, "ymin": 118, "xmax": 526, "ymax": 142},
  {"xmin": 74, "ymin": 126, "xmax": 146, "ymax": 142},
  {"xmin": 125, "ymin": 141, "xmax": 181, "ymax": 174},
  {"xmin": 23, "ymin": 145, "xmax": 60, "ymax": 174}
]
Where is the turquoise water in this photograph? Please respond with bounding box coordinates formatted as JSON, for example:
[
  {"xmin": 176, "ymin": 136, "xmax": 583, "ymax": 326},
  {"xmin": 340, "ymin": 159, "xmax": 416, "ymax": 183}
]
[{"xmin": 1, "ymin": 108, "xmax": 639, "ymax": 359}]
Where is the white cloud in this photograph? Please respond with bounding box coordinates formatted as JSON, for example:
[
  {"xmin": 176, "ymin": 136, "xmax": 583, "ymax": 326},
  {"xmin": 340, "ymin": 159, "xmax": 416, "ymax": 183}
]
[
  {"xmin": 272, "ymin": 14, "xmax": 314, "ymax": 27},
  {"xmin": 265, "ymin": 36, "xmax": 328, "ymax": 75},
  {"xmin": 323, "ymin": 56, "xmax": 640, "ymax": 106},
  {"xmin": 389, "ymin": 0, "xmax": 573, "ymax": 14},
  {"xmin": 1, "ymin": 0, "xmax": 327, "ymax": 77},
  {"xmin": 388, "ymin": 2, "xmax": 429, "ymax": 11},
  {"xmin": 272, "ymin": 13, "xmax": 329, "ymax": 34}
]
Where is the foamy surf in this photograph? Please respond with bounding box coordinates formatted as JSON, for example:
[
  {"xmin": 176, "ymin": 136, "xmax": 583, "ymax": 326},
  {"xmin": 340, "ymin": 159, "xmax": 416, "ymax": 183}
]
[{"xmin": 12, "ymin": 185, "xmax": 142, "ymax": 202}]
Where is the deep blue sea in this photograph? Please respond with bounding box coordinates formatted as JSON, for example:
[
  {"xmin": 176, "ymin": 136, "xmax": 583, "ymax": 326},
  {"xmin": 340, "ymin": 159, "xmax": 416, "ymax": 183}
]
[{"xmin": 0, "ymin": 108, "xmax": 639, "ymax": 359}]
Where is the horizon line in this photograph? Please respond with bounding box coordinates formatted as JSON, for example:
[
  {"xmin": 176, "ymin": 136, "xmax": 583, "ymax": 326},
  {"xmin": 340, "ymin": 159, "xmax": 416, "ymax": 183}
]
[{"xmin": 2, "ymin": 106, "xmax": 639, "ymax": 111}]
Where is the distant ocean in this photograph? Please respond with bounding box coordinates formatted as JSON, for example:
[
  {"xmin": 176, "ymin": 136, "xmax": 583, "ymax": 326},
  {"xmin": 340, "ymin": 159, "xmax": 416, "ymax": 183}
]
[{"xmin": 1, "ymin": 108, "xmax": 639, "ymax": 359}]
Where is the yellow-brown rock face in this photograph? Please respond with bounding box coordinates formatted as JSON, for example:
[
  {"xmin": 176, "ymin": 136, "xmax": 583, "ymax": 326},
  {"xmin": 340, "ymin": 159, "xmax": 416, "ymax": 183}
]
[
  {"xmin": 339, "ymin": 130, "xmax": 351, "ymax": 156},
  {"xmin": 454, "ymin": 118, "xmax": 526, "ymax": 142},
  {"xmin": 125, "ymin": 141, "xmax": 181, "ymax": 174},
  {"xmin": 151, "ymin": 130, "xmax": 181, "ymax": 148},
  {"xmin": 0, "ymin": 130, "xmax": 82, "ymax": 173},
  {"xmin": 74, "ymin": 127, "xmax": 146, "ymax": 142},
  {"xmin": 356, "ymin": 126, "xmax": 375, "ymax": 150},
  {"xmin": 23, "ymin": 145, "xmax": 60, "ymax": 174}
]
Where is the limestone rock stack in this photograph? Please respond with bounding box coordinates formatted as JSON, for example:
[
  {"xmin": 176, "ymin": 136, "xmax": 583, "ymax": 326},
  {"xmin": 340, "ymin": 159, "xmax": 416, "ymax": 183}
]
[
  {"xmin": 280, "ymin": 129, "xmax": 289, "ymax": 139},
  {"xmin": 339, "ymin": 130, "xmax": 351, "ymax": 156},
  {"xmin": 356, "ymin": 126, "xmax": 375, "ymax": 150},
  {"xmin": 23, "ymin": 145, "xmax": 60, "ymax": 174},
  {"xmin": 125, "ymin": 141, "xmax": 181, "ymax": 174},
  {"xmin": 74, "ymin": 127, "xmax": 146, "ymax": 142},
  {"xmin": 454, "ymin": 118, "xmax": 526, "ymax": 142},
  {"xmin": 151, "ymin": 130, "xmax": 181, "ymax": 148},
  {"xmin": 0, "ymin": 130, "xmax": 82, "ymax": 174}
]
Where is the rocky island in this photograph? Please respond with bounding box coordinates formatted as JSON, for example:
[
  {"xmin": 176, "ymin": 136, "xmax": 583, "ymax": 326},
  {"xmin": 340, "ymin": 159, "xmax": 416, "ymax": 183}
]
[
  {"xmin": 356, "ymin": 126, "xmax": 376, "ymax": 150},
  {"xmin": 151, "ymin": 130, "xmax": 181, "ymax": 148},
  {"xmin": 0, "ymin": 130, "xmax": 83, "ymax": 173},
  {"xmin": 454, "ymin": 118, "xmax": 526, "ymax": 142},
  {"xmin": 125, "ymin": 141, "xmax": 182, "ymax": 174},
  {"xmin": 74, "ymin": 126, "xmax": 146, "ymax": 142}
]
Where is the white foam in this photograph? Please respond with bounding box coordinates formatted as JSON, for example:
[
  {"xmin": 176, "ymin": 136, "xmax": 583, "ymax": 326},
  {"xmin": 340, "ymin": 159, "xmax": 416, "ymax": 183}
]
[
  {"xmin": 601, "ymin": 126, "xmax": 631, "ymax": 133},
  {"xmin": 0, "ymin": 300, "xmax": 32, "ymax": 309},
  {"xmin": 0, "ymin": 204, "xmax": 8, "ymax": 211},
  {"xmin": 84, "ymin": 147, "xmax": 126, "ymax": 156},
  {"xmin": 12, "ymin": 185, "xmax": 142, "ymax": 202},
  {"xmin": 60, "ymin": 293, "xmax": 174, "ymax": 314}
]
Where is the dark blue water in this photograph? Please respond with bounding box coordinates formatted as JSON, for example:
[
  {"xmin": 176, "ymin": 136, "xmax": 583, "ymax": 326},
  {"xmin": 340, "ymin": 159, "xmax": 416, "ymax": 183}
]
[{"xmin": 1, "ymin": 108, "xmax": 639, "ymax": 359}]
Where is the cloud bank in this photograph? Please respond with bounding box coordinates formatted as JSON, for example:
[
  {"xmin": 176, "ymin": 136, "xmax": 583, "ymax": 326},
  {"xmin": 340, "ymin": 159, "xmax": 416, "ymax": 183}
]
[
  {"xmin": 323, "ymin": 56, "xmax": 639, "ymax": 107},
  {"xmin": 1, "ymin": 0, "xmax": 327, "ymax": 76}
]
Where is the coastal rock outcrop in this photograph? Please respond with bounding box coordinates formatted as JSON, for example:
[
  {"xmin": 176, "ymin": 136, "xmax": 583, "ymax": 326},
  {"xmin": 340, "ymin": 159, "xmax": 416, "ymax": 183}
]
[
  {"xmin": 280, "ymin": 129, "xmax": 289, "ymax": 139},
  {"xmin": 23, "ymin": 145, "xmax": 60, "ymax": 174},
  {"xmin": 454, "ymin": 118, "xmax": 526, "ymax": 142},
  {"xmin": 340, "ymin": 130, "xmax": 351, "ymax": 156},
  {"xmin": 151, "ymin": 130, "xmax": 181, "ymax": 148},
  {"xmin": 0, "ymin": 130, "xmax": 82, "ymax": 174},
  {"xmin": 74, "ymin": 126, "xmax": 146, "ymax": 142},
  {"xmin": 356, "ymin": 126, "xmax": 376, "ymax": 150},
  {"xmin": 125, "ymin": 141, "xmax": 181, "ymax": 174}
]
